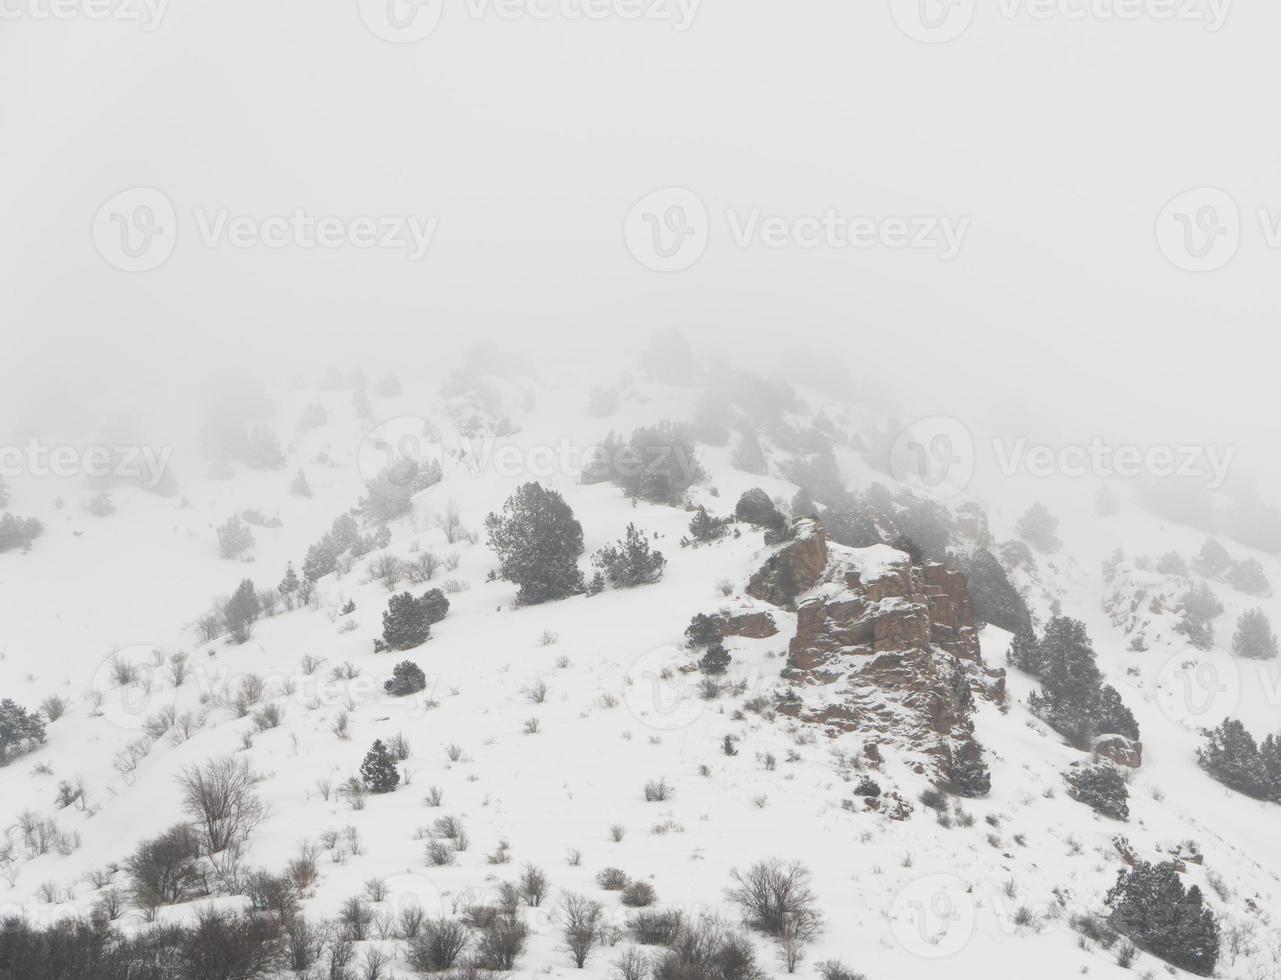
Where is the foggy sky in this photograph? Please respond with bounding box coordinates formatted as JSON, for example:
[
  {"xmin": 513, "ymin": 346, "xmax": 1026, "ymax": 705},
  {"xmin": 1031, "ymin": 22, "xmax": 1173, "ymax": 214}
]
[{"xmin": 2, "ymin": 0, "xmax": 1277, "ymax": 481}]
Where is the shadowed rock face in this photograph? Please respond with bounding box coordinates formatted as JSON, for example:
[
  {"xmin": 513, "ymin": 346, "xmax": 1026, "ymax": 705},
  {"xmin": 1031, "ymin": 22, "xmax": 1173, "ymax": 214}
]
[
  {"xmin": 713, "ymin": 611, "xmax": 779, "ymax": 639},
  {"xmin": 751, "ymin": 518, "xmax": 1004, "ymax": 785},
  {"xmin": 746, "ymin": 518, "xmax": 828, "ymax": 608}
]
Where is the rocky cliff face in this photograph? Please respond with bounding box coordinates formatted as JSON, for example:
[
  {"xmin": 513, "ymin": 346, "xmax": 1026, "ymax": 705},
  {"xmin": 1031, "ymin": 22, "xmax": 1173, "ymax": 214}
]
[{"xmin": 753, "ymin": 518, "xmax": 1003, "ymax": 789}]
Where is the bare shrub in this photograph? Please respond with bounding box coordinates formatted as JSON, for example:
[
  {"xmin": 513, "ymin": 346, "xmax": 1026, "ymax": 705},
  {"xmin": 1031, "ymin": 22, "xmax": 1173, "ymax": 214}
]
[
  {"xmin": 409, "ymin": 917, "xmax": 470, "ymax": 971},
  {"xmin": 559, "ymin": 891, "xmax": 605, "ymax": 968},
  {"xmin": 476, "ymin": 914, "xmax": 529, "ymax": 971},
  {"xmin": 623, "ymin": 881, "xmax": 656, "ymax": 907},
  {"xmin": 176, "ymin": 756, "xmax": 266, "ymax": 854},
  {"xmin": 644, "ymin": 779, "xmax": 672, "ymax": 802},
  {"xmin": 519, "ymin": 863, "xmax": 550, "ymax": 906},
  {"xmin": 597, "ymin": 867, "xmax": 630, "ymax": 890},
  {"xmin": 726, "ymin": 859, "xmax": 822, "ymax": 940}
]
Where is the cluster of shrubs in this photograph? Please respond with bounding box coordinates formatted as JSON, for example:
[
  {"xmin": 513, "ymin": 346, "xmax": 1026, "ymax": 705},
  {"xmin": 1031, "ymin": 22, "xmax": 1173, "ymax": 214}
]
[
  {"xmin": 375, "ymin": 588, "xmax": 449, "ymax": 652},
  {"xmin": 195, "ymin": 577, "xmax": 284, "ymax": 645},
  {"xmin": 582, "ymin": 421, "xmax": 704, "ymax": 505},
  {"xmin": 0, "ymin": 512, "xmax": 44, "ymax": 553},
  {"xmin": 485, "ymin": 483, "xmax": 665, "ymax": 603},
  {"xmin": 1177, "ymin": 581, "xmax": 1225, "ymax": 650},
  {"xmin": 1106, "ymin": 861, "xmax": 1219, "ymax": 975},
  {"xmin": 686, "ymin": 614, "xmax": 731, "ymax": 675},
  {"xmin": 199, "ymin": 414, "xmax": 285, "ymax": 475},
  {"xmin": 0, "ymin": 698, "xmax": 47, "ymax": 765},
  {"xmin": 1192, "ymin": 537, "xmax": 1271, "ymax": 596},
  {"xmin": 1065, "ymin": 763, "xmax": 1129, "ymax": 820},
  {"xmin": 1198, "ymin": 718, "xmax": 1281, "ymax": 802},
  {"xmin": 303, "ymin": 512, "xmax": 392, "ymax": 583},
  {"xmin": 1009, "ymin": 616, "xmax": 1139, "ymax": 749},
  {"xmin": 360, "ymin": 456, "xmax": 443, "ymax": 524}
]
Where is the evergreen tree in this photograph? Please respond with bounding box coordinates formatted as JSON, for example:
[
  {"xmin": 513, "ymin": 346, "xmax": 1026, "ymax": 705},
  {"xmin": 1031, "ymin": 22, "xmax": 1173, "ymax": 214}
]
[
  {"xmin": 1198, "ymin": 719, "xmax": 1276, "ymax": 801},
  {"xmin": 330, "ymin": 513, "xmax": 360, "ymax": 552},
  {"xmin": 1025, "ymin": 617, "xmax": 1139, "ymax": 747},
  {"xmin": 0, "ymin": 699, "xmax": 47, "ymax": 764},
  {"xmin": 360, "ymin": 740, "xmax": 400, "ymax": 793},
  {"xmin": 790, "ymin": 486, "xmax": 818, "ymax": 519},
  {"xmin": 684, "ymin": 613, "xmax": 722, "ymax": 649},
  {"xmin": 381, "ymin": 592, "xmax": 434, "ymax": 651},
  {"xmin": 1232, "ymin": 609, "xmax": 1278, "ymax": 660},
  {"xmin": 734, "ymin": 488, "xmax": 784, "ymax": 533},
  {"xmin": 0, "ymin": 513, "xmax": 43, "ymax": 553},
  {"xmin": 1227, "ymin": 558, "xmax": 1271, "ymax": 597},
  {"xmin": 303, "ymin": 535, "xmax": 339, "ymax": 582},
  {"xmin": 360, "ymin": 458, "xmax": 443, "ymax": 524},
  {"xmin": 1006, "ymin": 627, "xmax": 1042, "ymax": 674},
  {"xmin": 1107, "ymin": 862, "xmax": 1219, "ymax": 976},
  {"xmin": 421, "ymin": 588, "xmax": 450, "ymax": 626},
  {"xmin": 1192, "ymin": 537, "xmax": 1232, "ymax": 578},
  {"xmin": 1179, "ymin": 582, "xmax": 1224, "ymax": 650},
  {"xmin": 1156, "ymin": 551, "xmax": 1189, "ymax": 577},
  {"xmin": 290, "ymin": 469, "xmax": 312, "ymax": 498},
  {"xmin": 699, "ymin": 643, "xmax": 731, "ymax": 675},
  {"xmin": 223, "ymin": 579, "xmax": 261, "ymax": 644},
  {"xmin": 484, "ymin": 483, "xmax": 585, "ymax": 604},
  {"xmin": 217, "ymin": 514, "xmax": 254, "ymax": 559},
  {"xmin": 1016, "ymin": 502, "xmax": 1060, "ymax": 553},
  {"xmin": 592, "ymin": 524, "xmax": 666, "ymax": 588},
  {"xmin": 245, "ymin": 424, "xmax": 285, "ymax": 470},
  {"xmin": 957, "ymin": 549, "xmax": 1032, "ymax": 634},
  {"xmin": 948, "ymin": 757, "xmax": 991, "ymax": 798},
  {"xmin": 1065, "ymin": 764, "xmax": 1129, "ymax": 820},
  {"xmin": 278, "ymin": 563, "xmax": 300, "ymax": 596},
  {"xmin": 730, "ymin": 430, "xmax": 767, "ymax": 475},
  {"xmin": 687, "ymin": 507, "xmax": 729, "ymax": 544},
  {"xmin": 384, "ymin": 660, "xmax": 427, "ymax": 697}
]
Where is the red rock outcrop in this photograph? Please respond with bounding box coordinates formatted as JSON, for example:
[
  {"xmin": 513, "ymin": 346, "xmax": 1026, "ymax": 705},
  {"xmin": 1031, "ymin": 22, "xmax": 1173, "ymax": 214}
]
[
  {"xmin": 746, "ymin": 518, "xmax": 827, "ymax": 608},
  {"xmin": 749, "ymin": 519, "xmax": 1003, "ymax": 786},
  {"xmin": 713, "ymin": 611, "xmax": 779, "ymax": 640}
]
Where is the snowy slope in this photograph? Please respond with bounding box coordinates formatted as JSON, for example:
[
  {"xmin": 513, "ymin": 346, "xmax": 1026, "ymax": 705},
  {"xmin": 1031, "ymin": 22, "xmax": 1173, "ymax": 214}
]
[{"xmin": 1, "ymin": 362, "xmax": 1279, "ymax": 980}]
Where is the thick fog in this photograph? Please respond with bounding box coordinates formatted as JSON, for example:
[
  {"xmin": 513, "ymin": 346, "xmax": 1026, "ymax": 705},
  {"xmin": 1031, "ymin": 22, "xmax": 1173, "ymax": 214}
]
[{"xmin": 3, "ymin": 0, "xmax": 1277, "ymax": 483}]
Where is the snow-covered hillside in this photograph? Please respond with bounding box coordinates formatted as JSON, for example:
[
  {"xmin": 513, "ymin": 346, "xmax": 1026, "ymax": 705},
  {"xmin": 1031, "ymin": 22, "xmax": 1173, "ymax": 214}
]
[{"xmin": 2, "ymin": 354, "xmax": 1279, "ymax": 980}]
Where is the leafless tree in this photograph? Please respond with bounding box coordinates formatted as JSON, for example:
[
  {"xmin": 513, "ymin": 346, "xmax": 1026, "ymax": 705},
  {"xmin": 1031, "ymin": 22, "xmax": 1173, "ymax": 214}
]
[
  {"xmin": 176, "ymin": 755, "xmax": 267, "ymax": 854},
  {"xmin": 559, "ymin": 891, "xmax": 605, "ymax": 968}
]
